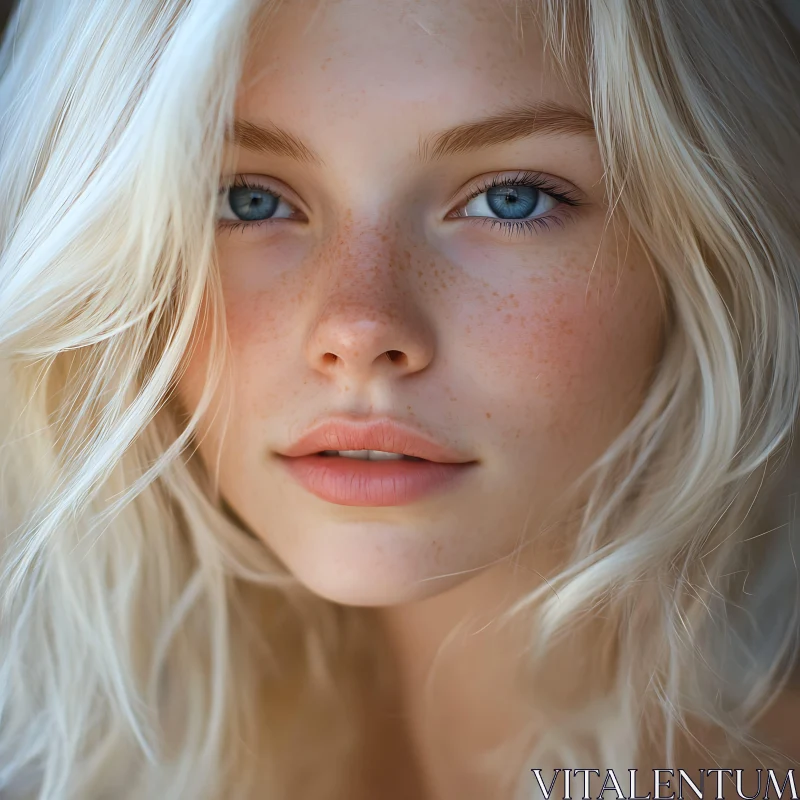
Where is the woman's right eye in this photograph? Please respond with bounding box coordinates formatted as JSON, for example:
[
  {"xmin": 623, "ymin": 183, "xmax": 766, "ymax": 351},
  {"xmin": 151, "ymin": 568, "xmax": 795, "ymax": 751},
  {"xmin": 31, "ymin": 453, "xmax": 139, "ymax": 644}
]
[{"xmin": 217, "ymin": 179, "xmax": 301, "ymax": 225}]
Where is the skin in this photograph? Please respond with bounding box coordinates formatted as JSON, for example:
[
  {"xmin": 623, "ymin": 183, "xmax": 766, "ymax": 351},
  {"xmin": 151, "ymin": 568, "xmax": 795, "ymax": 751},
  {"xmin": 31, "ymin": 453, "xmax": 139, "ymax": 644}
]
[{"xmin": 168, "ymin": 0, "xmax": 800, "ymax": 796}]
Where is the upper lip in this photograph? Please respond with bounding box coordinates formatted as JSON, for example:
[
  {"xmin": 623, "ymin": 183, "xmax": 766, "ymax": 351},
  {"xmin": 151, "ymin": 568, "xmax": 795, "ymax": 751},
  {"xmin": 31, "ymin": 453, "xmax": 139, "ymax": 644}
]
[{"xmin": 276, "ymin": 417, "xmax": 477, "ymax": 464}]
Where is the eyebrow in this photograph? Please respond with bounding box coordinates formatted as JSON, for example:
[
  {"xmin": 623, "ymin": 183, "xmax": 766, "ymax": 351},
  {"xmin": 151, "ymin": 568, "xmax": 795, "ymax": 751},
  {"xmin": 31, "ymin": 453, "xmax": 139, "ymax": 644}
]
[{"xmin": 227, "ymin": 100, "xmax": 595, "ymax": 166}]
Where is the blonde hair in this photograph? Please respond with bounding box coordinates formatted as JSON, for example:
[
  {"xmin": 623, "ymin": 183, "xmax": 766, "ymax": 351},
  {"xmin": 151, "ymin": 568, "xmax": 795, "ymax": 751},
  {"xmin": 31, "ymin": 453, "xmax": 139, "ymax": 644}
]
[{"xmin": 0, "ymin": 0, "xmax": 798, "ymax": 797}]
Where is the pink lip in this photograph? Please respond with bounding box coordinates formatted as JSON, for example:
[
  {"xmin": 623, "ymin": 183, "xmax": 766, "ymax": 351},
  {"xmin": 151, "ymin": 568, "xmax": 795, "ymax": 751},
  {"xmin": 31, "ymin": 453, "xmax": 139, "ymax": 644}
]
[
  {"xmin": 277, "ymin": 453, "xmax": 475, "ymax": 506},
  {"xmin": 274, "ymin": 417, "xmax": 478, "ymax": 506}
]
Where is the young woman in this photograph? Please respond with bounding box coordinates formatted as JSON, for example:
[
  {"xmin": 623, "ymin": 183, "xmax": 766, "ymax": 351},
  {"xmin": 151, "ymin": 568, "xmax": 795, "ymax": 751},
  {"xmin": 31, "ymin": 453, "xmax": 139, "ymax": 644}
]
[{"xmin": 0, "ymin": 0, "xmax": 798, "ymax": 797}]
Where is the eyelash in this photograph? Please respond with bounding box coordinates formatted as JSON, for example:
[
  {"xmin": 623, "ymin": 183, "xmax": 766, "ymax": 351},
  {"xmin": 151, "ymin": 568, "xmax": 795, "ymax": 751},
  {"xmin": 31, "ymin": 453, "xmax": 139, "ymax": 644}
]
[{"xmin": 216, "ymin": 171, "xmax": 583, "ymax": 237}]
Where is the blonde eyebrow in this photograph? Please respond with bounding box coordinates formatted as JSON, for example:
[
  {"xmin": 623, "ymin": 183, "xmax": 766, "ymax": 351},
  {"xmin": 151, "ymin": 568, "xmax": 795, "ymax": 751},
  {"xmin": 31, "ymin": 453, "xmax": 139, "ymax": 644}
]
[{"xmin": 227, "ymin": 100, "xmax": 595, "ymax": 166}]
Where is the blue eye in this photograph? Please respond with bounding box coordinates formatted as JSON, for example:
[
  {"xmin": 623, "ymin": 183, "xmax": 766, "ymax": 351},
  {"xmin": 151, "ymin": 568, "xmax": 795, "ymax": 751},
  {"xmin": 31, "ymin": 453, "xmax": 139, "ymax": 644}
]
[
  {"xmin": 229, "ymin": 186, "xmax": 279, "ymax": 220},
  {"xmin": 480, "ymin": 184, "xmax": 554, "ymax": 220},
  {"xmin": 450, "ymin": 171, "xmax": 583, "ymax": 238},
  {"xmin": 458, "ymin": 173, "xmax": 570, "ymax": 222},
  {"xmin": 217, "ymin": 179, "xmax": 298, "ymax": 223}
]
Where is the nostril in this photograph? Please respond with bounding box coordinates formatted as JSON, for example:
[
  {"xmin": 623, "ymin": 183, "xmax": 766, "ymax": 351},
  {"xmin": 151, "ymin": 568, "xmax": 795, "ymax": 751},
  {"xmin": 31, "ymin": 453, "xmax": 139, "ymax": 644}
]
[{"xmin": 385, "ymin": 350, "xmax": 406, "ymax": 364}]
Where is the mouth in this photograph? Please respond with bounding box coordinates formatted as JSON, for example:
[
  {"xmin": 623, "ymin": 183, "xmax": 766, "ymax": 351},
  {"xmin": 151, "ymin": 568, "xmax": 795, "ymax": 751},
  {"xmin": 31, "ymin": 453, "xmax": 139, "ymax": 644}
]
[{"xmin": 274, "ymin": 416, "xmax": 478, "ymax": 506}]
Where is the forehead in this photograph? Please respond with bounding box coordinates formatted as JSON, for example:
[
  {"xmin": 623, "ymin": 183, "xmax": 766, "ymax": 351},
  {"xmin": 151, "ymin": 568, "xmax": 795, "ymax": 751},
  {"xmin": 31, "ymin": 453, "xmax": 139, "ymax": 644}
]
[{"xmin": 239, "ymin": 0, "xmax": 581, "ymax": 121}]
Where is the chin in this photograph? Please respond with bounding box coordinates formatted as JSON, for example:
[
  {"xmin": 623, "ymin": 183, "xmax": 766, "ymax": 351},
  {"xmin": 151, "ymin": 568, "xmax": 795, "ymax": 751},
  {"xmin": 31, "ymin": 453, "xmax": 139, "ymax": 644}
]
[
  {"xmin": 296, "ymin": 575, "xmax": 433, "ymax": 607},
  {"xmin": 274, "ymin": 521, "xmax": 470, "ymax": 607}
]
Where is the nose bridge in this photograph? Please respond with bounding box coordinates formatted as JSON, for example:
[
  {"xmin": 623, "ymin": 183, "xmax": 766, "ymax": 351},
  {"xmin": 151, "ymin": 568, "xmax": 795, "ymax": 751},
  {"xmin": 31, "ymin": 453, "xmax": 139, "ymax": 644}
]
[
  {"xmin": 304, "ymin": 220, "xmax": 434, "ymax": 379},
  {"xmin": 321, "ymin": 216, "xmax": 408, "ymax": 296},
  {"xmin": 311, "ymin": 214, "xmax": 419, "ymax": 320}
]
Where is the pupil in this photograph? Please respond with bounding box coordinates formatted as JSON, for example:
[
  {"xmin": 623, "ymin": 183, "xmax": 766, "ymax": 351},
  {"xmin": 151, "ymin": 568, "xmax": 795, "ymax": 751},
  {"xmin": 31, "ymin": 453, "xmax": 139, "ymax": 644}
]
[{"xmin": 486, "ymin": 185, "xmax": 538, "ymax": 219}]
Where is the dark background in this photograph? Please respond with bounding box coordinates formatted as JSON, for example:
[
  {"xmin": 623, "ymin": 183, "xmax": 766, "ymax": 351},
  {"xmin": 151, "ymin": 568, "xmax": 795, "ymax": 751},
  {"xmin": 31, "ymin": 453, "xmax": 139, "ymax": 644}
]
[{"xmin": 0, "ymin": 0, "xmax": 12, "ymax": 35}]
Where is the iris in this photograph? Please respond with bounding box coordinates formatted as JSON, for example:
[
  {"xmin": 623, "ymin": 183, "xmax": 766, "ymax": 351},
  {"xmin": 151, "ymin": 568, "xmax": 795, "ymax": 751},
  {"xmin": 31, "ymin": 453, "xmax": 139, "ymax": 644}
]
[
  {"xmin": 228, "ymin": 187, "xmax": 280, "ymax": 221},
  {"xmin": 485, "ymin": 185, "xmax": 539, "ymax": 219}
]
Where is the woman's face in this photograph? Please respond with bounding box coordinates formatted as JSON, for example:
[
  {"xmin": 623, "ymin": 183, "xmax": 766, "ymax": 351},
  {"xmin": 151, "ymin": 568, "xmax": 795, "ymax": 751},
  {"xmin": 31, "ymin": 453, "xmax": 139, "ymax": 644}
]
[{"xmin": 176, "ymin": 0, "xmax": 665, "ymax": 606}]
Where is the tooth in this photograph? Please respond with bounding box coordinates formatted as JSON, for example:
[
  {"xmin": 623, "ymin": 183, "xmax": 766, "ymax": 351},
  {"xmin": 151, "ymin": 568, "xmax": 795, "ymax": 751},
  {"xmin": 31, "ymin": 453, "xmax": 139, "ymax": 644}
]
[
  {"xmin": 318, "ymin": 449, "xmax": 427, "ymax": 461},
  {"xmin": 322, "ymin": 449, "xmax": 409, "ymax": 460},
  {"xmin": 366, "ymin": 450, "xmax": 405, "ymax": 460},
  {"xmin": 337, "ymin": 450, "xmax": 369, "ymax": 461},
  {"xmin": 337, "ymin": 450, "xmax": 372, "ymax": 460}
]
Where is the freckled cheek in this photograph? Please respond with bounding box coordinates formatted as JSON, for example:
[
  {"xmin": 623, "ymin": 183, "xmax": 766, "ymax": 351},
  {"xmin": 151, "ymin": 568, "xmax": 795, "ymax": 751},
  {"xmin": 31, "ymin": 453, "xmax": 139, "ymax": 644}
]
[
  {"xmin": 174, "ymin": 285, "xmax": 291, "ymax": 426},
  {"xmin": 223, "ymin": 291, "xmax": 284, "ymax": 348},
  {"xmin": 219, "ymin": 289, "xmax": 301, "ymax": 414},
  {"xmin": 217, "ymin": 241, "xmax": 310, "ymax": 348},
  {"xmin": 475, "ymin": 285, "xmax": 662, "ymax": 418}
]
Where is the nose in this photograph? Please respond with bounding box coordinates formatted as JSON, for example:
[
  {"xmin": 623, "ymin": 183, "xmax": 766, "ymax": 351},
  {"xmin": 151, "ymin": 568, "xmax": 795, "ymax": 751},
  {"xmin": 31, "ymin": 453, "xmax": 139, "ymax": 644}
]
[{"xmin": 303, "ymin": 233, "xmax": 435, "ymax": 383}]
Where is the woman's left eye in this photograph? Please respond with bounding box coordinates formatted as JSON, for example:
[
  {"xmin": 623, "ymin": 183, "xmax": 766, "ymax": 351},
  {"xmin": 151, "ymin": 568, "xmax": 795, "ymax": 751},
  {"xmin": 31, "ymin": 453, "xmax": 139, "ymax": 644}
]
[{"xmin": 449, "ymin": 171, "xmax": 583, "ymax": 237}]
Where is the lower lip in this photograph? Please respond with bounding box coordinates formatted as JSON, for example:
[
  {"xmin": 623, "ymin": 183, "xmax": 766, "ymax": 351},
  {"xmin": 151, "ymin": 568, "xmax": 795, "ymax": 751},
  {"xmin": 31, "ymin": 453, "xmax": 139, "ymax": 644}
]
[{"xmin": 277, "ymin": 454, "xmax": 476, "ymax": 506}]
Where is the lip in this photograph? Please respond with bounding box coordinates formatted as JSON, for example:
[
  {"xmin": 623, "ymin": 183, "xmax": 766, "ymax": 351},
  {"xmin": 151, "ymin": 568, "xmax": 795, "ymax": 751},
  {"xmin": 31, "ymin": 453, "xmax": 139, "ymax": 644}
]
[
  {"xmin": 274, "ymin": 417, "xmax": 478, "ymax": 507},
  {"xmin": 276, "ymin": 417, "xmax": 475, "ymax": 464}
]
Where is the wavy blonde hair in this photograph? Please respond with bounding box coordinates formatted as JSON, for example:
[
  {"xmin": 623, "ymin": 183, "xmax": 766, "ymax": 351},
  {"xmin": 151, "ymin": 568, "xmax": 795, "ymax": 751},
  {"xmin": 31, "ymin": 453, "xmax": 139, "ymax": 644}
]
[{"xmin": 0, "ymin": 0, "xmax": 799, "ymax": 797}]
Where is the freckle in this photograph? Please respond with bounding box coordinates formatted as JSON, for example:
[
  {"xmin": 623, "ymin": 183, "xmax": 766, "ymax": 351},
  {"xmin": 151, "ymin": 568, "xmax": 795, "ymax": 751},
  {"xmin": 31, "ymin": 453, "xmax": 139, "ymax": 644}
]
[
  {"xmin": 504, "ymin": 313, "xmax": 512, "ymax": 323},
  {"xmin": 485, "ymin": 412, "xmax": 492, "ymax": 419}
]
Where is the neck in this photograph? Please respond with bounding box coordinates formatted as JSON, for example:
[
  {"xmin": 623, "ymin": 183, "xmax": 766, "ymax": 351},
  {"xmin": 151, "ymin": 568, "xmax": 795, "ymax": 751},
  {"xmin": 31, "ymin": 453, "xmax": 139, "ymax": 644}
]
[{"xmin": 373, "ymin": 552, "xmax": 608, "ymax": 800}]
